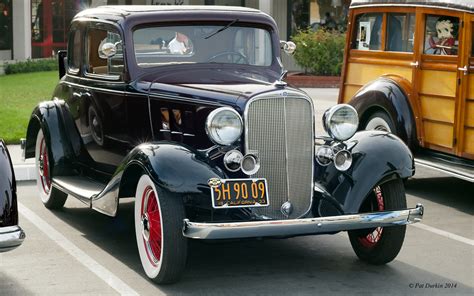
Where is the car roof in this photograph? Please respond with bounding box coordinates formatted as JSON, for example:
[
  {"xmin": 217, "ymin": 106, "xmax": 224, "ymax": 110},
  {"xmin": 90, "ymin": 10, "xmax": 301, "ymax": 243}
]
[
  {"xmin": 350, "ymin": 0, "xmax": 474, "ymax": 13},
  {"xmin": 74, "ymin": 5, "xmax": 263, "ymax": 20}
]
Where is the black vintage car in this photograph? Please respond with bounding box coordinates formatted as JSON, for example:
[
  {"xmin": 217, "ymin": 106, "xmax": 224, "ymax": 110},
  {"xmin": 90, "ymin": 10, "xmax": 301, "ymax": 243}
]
[
  {"xmin": 23, "ymin": 6, "xmax": 423, "ymax": 284},
  {"xmin": 0, "ymin": 140, "xmax": 25, "ymax": 252}
]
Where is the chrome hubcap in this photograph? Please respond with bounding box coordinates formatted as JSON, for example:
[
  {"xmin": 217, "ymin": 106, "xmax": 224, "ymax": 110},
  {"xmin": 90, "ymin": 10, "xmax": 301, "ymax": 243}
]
[
  {"xmin": 141, "ymin": 213, "xmax": 150, "ymax": 241},
  {"xmin": 39, "ymin": 155, "xmax": 45, "ymax": 176}
]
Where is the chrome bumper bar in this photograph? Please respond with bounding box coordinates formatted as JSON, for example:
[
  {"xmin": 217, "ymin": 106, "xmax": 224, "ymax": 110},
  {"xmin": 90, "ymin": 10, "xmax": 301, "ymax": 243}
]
[
  {"xmin": 0, "ymin": 225, "xmax": 26, "ymax": 252},
  {"xmin": 183, "ymin": 204, "xmax": 424, "ymax": 240}
]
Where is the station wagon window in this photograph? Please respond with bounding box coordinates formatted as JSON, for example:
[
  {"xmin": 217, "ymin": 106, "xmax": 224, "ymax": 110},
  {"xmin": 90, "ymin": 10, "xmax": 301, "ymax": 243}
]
[
  {"xmin": 424, "ymin": 15, "xmax": 459, "ymax": 56},
  {"xmin": 352, "ymin": 13, "xmax": 383, "ymax": 51},
  {"xmin": 85, "ymin": 28, "xmax": 124, "ymax": 78},
  {"xmin": 67, "ymin": 29, "xmax": 81, "ymax": 73},
  {"xmin": 386, "ymin": 13, "xmax": 415, "ymax": 52},
  {"xmin": 133, "ymin": 24, "xmax": 273, "ymax": 68}
]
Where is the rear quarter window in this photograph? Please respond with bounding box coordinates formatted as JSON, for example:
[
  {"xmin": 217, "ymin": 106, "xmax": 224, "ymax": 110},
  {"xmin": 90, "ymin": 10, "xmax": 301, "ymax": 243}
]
[{"xmin": 352, "ymin": 13, "xmax": 383, "ymax": 51}]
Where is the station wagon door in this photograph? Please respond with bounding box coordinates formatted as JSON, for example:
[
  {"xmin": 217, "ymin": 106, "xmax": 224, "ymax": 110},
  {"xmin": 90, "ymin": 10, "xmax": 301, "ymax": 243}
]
[
  {"xmin": 413, "ymin": 9, "xmax": 465, "ymax": 155},
  {"xmin": 458, "ymin": 13, "xmax": 474, "ymax": 160}
]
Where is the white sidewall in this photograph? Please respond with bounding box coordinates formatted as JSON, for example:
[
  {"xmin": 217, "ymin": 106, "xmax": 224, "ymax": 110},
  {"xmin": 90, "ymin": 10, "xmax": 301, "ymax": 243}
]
[
  {"xmin": 35, "ymin": 129, "xmax": 51, "ymax": 204},
  {"xmin": 365, "ymin": 117, "xmax": 392, "ymax": 133},
  {"xmin": 134, "ymin": 174, "xmax": 164, "ymax": 279}
]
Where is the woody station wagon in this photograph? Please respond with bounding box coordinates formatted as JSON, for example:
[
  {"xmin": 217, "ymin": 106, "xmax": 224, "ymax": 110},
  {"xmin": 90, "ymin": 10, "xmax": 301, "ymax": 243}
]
[
  {"xmin": 340, "ymin": 0, "xmax": 474, "ymax": 182},
  {"xmin": 22, "ymin": 6, "xmax": 423, "ymax": 284}
]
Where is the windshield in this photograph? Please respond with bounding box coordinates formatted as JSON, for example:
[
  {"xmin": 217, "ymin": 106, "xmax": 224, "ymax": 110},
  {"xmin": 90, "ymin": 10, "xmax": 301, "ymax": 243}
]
[{"xmin": 133, "ymin": 24, "xmax": 274, "ymax": 68}]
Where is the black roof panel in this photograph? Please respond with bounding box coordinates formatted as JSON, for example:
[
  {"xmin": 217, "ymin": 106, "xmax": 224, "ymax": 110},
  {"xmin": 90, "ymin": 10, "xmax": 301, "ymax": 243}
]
[{"xmin": 75, "ymin": 5, "xmax": 262, "ymax": 19}]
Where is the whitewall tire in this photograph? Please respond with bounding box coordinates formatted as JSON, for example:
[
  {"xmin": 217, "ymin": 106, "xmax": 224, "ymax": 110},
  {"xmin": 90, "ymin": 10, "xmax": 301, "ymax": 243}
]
[
  {"xmin": 35, "ymin": 129, "xmax": 67, "ymax": 209},
  {"xmin": 134, "ymin": 174, "xmax": 187, "ymax": 284}
]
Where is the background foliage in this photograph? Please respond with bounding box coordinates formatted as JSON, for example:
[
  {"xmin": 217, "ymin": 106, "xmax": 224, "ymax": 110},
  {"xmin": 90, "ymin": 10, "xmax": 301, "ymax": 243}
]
[
  {"xmin": 4, "ymin": 58, "xmax": 58, "ymax": 75},
  {"xmin": 292, "ymin": 29, "xmax": 346, "ymax": 76}
]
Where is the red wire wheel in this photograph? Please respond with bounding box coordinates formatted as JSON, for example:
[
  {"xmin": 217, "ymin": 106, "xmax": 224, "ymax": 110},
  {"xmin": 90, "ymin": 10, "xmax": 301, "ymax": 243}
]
[
  {"xmin": 357, "ymin": 186, "xmax": 384, "ymax": 248},
  {"xmin": 38, "ymin": 136, "xmax": 51, "ymax": 195},
  {"xmin": 348, "ymin": 179, "xmax": 407, "ymax": 265},
  {"xmin": 134, "ymin": 174, "xmax": 187, "ymax": 284},
  {"xmin": 141, "ymin": 186, "xmax": 163, "ymax": 265},
  {"xmin": 35, "ymin": 130, "xmax": 67, "ymax": 209}
]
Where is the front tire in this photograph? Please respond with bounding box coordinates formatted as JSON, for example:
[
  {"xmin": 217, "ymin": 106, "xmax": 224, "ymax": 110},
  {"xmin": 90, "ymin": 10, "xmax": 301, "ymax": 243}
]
[
  {"xmin": 35, "ymin": 129, "xmax": 67, "ymax": 209},
  {"xmin": 348, "ymin": 179, "xmax": 407, "ymax": 265},
  {"xmin": 134, "ymin": 174, "xmax": 187, "ymax": 284}
]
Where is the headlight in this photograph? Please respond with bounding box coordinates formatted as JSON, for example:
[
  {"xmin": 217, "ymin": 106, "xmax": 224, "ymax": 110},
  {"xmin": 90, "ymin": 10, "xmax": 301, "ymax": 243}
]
[
  {"xmin": 205, "ymin": 107, "xmax": 243, "ymax": 145},
  {"xmin": 323, "ymin": 104, "xmax": 359, "ymax": 141}
]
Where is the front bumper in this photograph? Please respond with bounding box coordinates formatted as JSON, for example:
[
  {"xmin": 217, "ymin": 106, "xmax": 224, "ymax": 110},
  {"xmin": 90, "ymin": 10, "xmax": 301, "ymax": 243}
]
[
  {"xmin": 183, "ymin": 204, "xmax": 424, "ymax": 239},
  {"xmin": 0, "ymin": 225, "xmax": 26, "ymax": 252}
]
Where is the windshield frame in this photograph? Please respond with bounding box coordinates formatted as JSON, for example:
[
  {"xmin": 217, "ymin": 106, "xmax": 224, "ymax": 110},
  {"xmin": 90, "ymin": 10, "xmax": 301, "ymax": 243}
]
[{"xmin": 130, "ymin": 21, "xmax": 280, "ymax": 72}]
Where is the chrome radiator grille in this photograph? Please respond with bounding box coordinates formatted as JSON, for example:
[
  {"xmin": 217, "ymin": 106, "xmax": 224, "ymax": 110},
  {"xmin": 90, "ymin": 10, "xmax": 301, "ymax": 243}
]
[{"xmin": 245, "ymin": 94, "xmax": 314, "ymax": 219}]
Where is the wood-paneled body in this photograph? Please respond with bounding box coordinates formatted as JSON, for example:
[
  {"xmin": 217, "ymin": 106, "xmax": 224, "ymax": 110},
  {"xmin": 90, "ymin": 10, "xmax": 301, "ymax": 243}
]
[
  {"xmin": 412, "ymin": 8, "xmax": 464, "ymax": 154},
  {"xmin": 459, "ymin": 15, "xmax": 474, "ymax": 159},
  {"xmin": 340, "ymin": 7, "xmax": 416, "ymax": 104},
  {"xmin": 340, "ymin": 5, "xmax": 474, "ymax": 160}
]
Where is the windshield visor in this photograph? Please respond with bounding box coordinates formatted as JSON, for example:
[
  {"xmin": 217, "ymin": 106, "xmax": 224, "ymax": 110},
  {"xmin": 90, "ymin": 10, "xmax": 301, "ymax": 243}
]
[{"xmin": 133, "ymin": 24, "xmax": 273, "ymax": 68}]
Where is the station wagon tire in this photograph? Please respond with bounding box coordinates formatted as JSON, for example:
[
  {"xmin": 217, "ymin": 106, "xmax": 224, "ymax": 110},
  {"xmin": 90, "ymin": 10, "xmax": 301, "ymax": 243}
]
[
  {"xmin": 348, "ymin": 179, "xmax": 406, "ymax": 265},
  {"xmin": 363, "ymin": 111, "xmax": 395, "ymax": 133},
  {"xmin": 35, "ymin": 129, "xmax": 68, "ymax": 209},
  {"xmin": 134, "ymin": 174, "xmax": 187, "ymax": 284}
]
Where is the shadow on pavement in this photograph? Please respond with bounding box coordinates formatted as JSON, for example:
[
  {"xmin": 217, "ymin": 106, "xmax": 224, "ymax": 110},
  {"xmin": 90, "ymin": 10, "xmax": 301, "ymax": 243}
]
[
  {"xmin": 0, "ymin": 272, "xmax": 35, "ymax": 296},
  {"xmin": 405, "ymin": 176, "xmax": 474, "ymax": 215}
]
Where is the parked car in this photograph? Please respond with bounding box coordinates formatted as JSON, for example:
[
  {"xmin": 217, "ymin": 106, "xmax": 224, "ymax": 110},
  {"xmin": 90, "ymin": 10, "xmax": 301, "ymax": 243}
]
[
  {"xmin": 23, "ymin": 5, "xmax": 423, "ymax": 284},
  {"xmin": 339, "ymin": 0, "xmax": 474, "ymax": 182},
  {"xmin": 0, "ymin": 140, "xmax": 25, "ymax": 252}
]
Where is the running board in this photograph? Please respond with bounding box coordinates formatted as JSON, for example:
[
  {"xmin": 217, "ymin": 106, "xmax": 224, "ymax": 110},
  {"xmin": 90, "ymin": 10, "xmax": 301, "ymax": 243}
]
[
  {"xmin": 415, "ymin": 156, "xmax": 474, "ymax": 183},
  {"xmin": 53, "ymin": 176, "xmax": 105, "ymax": 205}
]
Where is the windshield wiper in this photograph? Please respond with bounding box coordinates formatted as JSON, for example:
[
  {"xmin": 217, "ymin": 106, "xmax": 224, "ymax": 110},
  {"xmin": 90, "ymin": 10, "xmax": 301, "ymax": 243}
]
[{"xmin": 204, "ymin": 19, "xmax": 239, "ymax": 40}]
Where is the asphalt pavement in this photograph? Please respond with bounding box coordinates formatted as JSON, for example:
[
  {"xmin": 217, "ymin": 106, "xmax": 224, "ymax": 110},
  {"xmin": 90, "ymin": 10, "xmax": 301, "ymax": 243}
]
[{"xmin": 1, "ymin": 88, "xmax": 473, "ymax": 295}]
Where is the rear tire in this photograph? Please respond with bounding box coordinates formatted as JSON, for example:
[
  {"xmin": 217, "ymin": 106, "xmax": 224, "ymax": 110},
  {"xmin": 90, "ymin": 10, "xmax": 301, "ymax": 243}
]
[
  {"xmin": 35, "ymin": 129, "xmax": 67, "ymax": 209},
  {"xmin": 348, "ymin": 179, "xmax": 406, "ymax": 265},
  {"xmin": 134, "ymin": 174, "xmax": 187, "ymax": 284}
]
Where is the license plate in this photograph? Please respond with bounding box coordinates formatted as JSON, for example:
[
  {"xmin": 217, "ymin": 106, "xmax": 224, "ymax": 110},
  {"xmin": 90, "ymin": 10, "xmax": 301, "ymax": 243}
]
[{"xmin": 210, "ymin": 178, "xmax": 269, "ymax": 208}]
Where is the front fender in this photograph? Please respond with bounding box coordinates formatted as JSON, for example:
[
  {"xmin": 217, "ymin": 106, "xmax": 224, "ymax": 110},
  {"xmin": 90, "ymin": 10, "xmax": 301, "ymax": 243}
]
[
  {"xmin": 315, "ymin": 131, "xmax": 414, "ymax": 215},
  {"xmin": 93, "ymin": 142, "xmax": 226, "ymax": 216},
  {"xmin": 125, "ymin": 142, "xmax": 225, "ymax": 193},
  {"xmin": 25, "ymin": 100, "xmax": 71, "ymax": 176}
]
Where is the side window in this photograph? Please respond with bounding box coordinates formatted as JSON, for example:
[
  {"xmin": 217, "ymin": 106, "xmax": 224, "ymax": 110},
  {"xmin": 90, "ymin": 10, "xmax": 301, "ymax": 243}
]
[
  {"xmin": 352, "ymin": 13, "xmax": 383, "ymax": 51},
  {"xmin": 67, "ymin": 29, "xmax": 81, "ymax": 73},
  {"xmin": 86, "ymin": 27, "xmax": 124, "ymax": 78},
  {"xmin": 424, "ymin": 15, "xmax": 459, "ymax": 55},
  {"xmin": 386, "ymin": 13, "xmax": 415, "ymax": 52}
]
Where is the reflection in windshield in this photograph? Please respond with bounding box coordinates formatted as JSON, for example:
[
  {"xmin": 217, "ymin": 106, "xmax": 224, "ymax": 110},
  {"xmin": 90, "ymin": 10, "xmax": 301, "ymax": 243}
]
[{"xmin": 133, "ymin": 24, "xmax": 273, "ymax": 68}]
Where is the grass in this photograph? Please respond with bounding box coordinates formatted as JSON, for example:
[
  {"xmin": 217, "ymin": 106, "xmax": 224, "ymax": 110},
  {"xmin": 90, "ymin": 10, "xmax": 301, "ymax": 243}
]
[{"xmin": 0, "ymin": 71, "xmax": 58, "ymax": 144}]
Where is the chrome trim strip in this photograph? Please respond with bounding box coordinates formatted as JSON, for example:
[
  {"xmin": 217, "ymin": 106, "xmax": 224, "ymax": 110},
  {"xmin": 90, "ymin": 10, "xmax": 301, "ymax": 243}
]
[
  {"xmin": 415, "ymin": 159, "xmax": 474, "ymax": 183},
  {"xmin": 183, "ymin": 204, "xmax": 424, "ymax": 240},
  {"xmin": 0, "ymin": 225, "xmax": 26, "ymax": 252},
  {"xmin": 61, "ymin": 81, "xmax": 226, "ymax": 107},
  {"xmin": 350, "ymin": 3, "xmax": 471, "ymax": 13},
  {"xmin": 283, "ymin": 97, "xmax": 291, "ymax": 208},
  {"xmin": 244, "ymin": 90, "xmax": 315, "ymax": 219}
]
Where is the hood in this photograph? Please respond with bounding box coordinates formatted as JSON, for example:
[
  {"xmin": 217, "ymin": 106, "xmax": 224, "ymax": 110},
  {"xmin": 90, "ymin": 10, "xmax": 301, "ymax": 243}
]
[{"xmin": 131, "ymin": 66, "xmax": 284, "ymax": 108}]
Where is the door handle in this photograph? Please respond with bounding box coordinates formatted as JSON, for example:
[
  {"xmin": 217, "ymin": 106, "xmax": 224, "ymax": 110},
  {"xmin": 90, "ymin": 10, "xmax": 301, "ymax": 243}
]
[
  {"xmin": 458, "ymin": 65, "xmax": 468, "ymax": 75},
  {"xmin": 410, "ymin": 61, "xmax": 419, "ymax": 68}
]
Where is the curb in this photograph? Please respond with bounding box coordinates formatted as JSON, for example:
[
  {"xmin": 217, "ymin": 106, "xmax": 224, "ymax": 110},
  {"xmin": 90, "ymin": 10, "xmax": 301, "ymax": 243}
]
[
  {"xmin": 14, "ymin": 164, "xmax": 36, "ymax": 182},
  {"xmin": 7, "ymin": 144, "xmax": 36, "ymax": 181}
]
